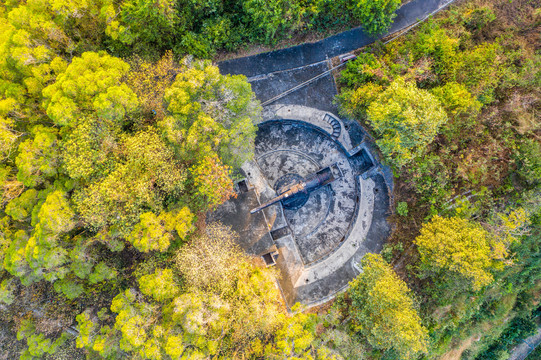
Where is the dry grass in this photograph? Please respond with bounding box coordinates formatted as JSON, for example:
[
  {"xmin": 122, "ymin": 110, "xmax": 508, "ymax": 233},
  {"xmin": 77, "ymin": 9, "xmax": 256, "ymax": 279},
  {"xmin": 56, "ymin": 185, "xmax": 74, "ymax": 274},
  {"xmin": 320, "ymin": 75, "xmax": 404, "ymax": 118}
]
[{"xmin": 440, "ymin": 335, "xmax": 478, "ymax": 360}]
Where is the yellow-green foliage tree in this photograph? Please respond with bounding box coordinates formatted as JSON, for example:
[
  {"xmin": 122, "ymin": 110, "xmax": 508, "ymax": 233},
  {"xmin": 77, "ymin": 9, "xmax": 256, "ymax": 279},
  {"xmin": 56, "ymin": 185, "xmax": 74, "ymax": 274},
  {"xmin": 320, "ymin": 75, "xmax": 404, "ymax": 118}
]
[
  {"xmin": 41, "ymin": 52, "xmax": 139, "ymax": 182},
  {"xmin": 190, "ymin": 154, "xmax": 236, "ymax": 210},
  {"xmin": 175, "ymin": 223, "xmax": 289, "ymax": 351},
  {"xmin": 415, "ymin": 216, "xmax": 506, "ymax": 291},
  {"xmin": 75, "ymin": 224, "xmax": 325, "ymax": 359},
  {"xmin": 161, "ymin": 59, "xmax": 260, "ymax": 169},
  {"xmin": 0, "ymin": 117, "xmax": 20, "ymax": 160},
  {"xmin": 74, "ymin": 130, "xmax": 187, "ymax": 233},
  {"xmin": 1, "ymin": 48, "xmax": 260, "ymax": 306},
  {"xmin": 430, "ymin": 82, "xmax": 482, "ymax": 118},
  {"xmin": 42, "ymin": 51, "xmax": 139, "ymax": 127},
  {"xmin": 15, "ymin": 126, "xmax": 59, "ymax": 187},
  {"xmin": 367, "ymin": 77, "xmax": 448, "ymax": 168},
  {"xmin": 127, "ymin": 208, "xmax": 194, "ymax": 252},
  {"xmin": 341, "ymin": 253, "xmax": 428, "ymax": 359},
  {"xmin": 126, "ymin": 51, "xmax": 181, "ymax": 122}
]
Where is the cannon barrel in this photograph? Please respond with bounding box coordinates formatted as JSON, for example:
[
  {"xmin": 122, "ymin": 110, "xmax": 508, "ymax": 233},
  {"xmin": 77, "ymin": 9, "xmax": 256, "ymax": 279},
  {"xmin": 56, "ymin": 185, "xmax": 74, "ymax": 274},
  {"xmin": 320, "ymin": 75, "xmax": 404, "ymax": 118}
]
[
  {"xmin": 250, "ymin": 167, "xmax": 335, "ymax": 214},
  {"xmin": 303, "ymin": 169, "xmax": 333, "ymax": 190},
  {"xmin": 250, "ymin": 183, "xmax": 306, "ymax": 214}
]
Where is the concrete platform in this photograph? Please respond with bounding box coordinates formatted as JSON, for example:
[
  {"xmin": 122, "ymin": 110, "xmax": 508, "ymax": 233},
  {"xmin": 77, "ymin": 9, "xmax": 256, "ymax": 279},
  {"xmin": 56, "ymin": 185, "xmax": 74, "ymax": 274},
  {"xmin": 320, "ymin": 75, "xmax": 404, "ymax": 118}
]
[{"xmin": 210, "ymin": 108, "xmax": 392, "ymax": 308}]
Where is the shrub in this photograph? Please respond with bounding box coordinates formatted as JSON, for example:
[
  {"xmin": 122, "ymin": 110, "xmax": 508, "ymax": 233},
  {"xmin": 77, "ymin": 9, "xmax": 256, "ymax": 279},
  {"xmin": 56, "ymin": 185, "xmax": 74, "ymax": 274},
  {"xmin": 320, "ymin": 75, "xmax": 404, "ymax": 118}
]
[{"xmin": 396, "ymin": 201, "xmax": 409, "ymax": 216}]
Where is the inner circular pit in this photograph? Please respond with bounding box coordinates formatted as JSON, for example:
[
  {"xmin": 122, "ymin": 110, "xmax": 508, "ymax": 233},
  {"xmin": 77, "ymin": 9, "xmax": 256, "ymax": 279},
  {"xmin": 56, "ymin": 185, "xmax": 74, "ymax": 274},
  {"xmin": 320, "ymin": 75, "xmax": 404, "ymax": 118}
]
[
  {"xmin": 255, "ymin": 120, "xmax": 358, "ymax": 265},
  {"xmin": 274, "ymin": 173, "xmax": 309, "ymax": 210}
]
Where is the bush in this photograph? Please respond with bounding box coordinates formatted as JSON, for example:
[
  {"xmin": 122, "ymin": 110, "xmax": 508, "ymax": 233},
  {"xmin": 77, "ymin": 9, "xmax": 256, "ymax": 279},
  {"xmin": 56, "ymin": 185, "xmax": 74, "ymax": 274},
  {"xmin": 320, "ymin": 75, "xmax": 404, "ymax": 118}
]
[
  {"xmin": 396, "ymin": 201, "xmax": 409, "ymax": 216},
  {"xmin": 514, "ymin": 138, "xmax": 541, "ymax": 186},
  {"xmin": 337, "ymin": 83, "xmax": 384, "ymax": 119},
  {"xmin": 463, "ymin": 6, "xmax": 496, "ymax": 31}
]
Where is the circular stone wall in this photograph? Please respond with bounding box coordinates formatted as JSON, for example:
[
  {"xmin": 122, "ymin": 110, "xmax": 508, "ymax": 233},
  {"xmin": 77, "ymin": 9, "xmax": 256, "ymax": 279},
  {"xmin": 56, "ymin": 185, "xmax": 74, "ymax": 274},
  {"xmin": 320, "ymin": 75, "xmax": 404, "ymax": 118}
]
[
  {"xmin": 216, "ymin": 105, "xmax": 393, "ymax": 307},
  {"xmin": 254, "ymin": 120, "xmax": 359, "ymax": 265}
]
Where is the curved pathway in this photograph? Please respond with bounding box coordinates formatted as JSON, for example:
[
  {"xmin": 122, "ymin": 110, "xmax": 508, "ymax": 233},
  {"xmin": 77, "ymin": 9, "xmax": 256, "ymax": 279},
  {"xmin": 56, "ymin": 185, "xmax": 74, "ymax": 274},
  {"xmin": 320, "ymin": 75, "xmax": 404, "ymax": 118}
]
[
  {"xmin": 218, "ymin": 0, "xmax": 455, "ymax": 77},
  {"xmin": 509, "ymin": 326, "xmax": 541, "ymax": 360}
]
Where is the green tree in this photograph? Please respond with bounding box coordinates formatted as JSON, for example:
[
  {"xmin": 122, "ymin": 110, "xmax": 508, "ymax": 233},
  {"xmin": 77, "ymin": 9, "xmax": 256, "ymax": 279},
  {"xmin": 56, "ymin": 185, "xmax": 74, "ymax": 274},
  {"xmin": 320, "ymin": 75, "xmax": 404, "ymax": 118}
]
[
  {"xmin": 15, "ymin": 126, "xmax": 59, "ymax": 187},
  {"xmin": 161, "ymin": 59, "xmax": 260, "ymax": 169},
  {"xmin": 42, "ymin": 51, "xmax": 138, "ymax": 127},
  {"xmin": 36, "ymin": 190, "xmax": 76, "ymax": 234},
  {"xmin": 367, "ymin": 77, "xmax": 448, "ymax": 168},
  {"xmin": 5, "ymin": 189, "xmax": 38, "ymax": 221},
  {"xmin": 17, "ymin": 319, "xmax": 70, "ymax": 360},
  {"xmin": 113, "ymin": 0, "xmax": 178, "ymax": 54},
  {"xmin": 260, "ymin": 307, "xmax": 319, "ymax": 359},
  {"xmin": 7, "ymin": 190, "xmax": 77, "ymax": 284},
  {"xmin": 341, "ymin": 253, "xmax": 428, "ymax": 359},
  {"xmin": 352, "ymin": 0, "xmax": 401, "ymax": 35},
  {"xmin": 456, "ymin": 42, "xmax": 503, "ymax": 104},
  {"xmin": 242, "ymin": 0, "xmax": 305, "ymax": 43},
  {"xmin": 0, "ymin": 278, "xmax": 16, "ymax": 305}
]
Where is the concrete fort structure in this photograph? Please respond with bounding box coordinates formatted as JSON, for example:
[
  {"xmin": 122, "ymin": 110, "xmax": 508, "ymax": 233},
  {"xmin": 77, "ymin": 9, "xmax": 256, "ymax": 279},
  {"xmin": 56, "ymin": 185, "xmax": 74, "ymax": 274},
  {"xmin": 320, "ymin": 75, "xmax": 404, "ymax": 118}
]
[{"xmin": 208, "ymin": 104, "xmax": 392, "ymax": 308}]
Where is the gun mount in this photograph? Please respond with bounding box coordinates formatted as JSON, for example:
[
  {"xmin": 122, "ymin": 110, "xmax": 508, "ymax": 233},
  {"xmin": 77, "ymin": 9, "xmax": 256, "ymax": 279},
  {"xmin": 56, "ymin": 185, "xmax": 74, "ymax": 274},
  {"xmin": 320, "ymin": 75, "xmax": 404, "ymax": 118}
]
[{"xmin": 250, "ymin": 165, "xmax": 341, "ymax": 214}]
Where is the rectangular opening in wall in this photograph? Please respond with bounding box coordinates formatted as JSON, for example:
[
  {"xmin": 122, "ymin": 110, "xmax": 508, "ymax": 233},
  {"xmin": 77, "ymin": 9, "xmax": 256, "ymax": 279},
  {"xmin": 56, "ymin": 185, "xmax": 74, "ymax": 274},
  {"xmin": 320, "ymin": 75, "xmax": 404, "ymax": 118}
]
[
  {"xmin": 270, "ymin": 226, "xmax": 290, "ymax": 240},
  {"xmin": 262, "ymin": 252, "xmax": 278, "ymax": 266},
  {"xmin": 237, "ymin": 179, "xmax": 249, "ymax": 193}
]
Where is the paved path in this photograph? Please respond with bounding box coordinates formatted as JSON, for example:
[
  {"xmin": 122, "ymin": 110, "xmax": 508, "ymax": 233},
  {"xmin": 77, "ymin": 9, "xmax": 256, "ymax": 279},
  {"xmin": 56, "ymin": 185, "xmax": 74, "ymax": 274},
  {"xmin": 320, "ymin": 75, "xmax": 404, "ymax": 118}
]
[
  {"xmin": 508, "ymin": 326, "xmax": 541, "ymax": 360},
  {"xmin": 218, "ymin": 0, "xmax": 455, "ymax": 77}
]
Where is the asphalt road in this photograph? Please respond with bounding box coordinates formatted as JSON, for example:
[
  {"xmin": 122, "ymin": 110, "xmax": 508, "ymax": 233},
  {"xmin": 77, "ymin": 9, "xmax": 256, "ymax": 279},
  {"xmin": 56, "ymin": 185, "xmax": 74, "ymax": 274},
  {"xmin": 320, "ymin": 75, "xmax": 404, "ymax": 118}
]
[{"xmin": 218, "ymin": 0, "xmax": 455, "ymax": 77}]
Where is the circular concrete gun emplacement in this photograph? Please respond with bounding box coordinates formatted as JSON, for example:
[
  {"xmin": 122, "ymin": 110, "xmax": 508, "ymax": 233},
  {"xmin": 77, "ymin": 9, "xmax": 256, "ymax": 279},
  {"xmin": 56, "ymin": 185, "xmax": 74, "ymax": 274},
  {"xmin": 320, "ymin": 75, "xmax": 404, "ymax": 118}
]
[{"xmin": 208, "ymin": 105, "xmax": 392, "ymax": 308}]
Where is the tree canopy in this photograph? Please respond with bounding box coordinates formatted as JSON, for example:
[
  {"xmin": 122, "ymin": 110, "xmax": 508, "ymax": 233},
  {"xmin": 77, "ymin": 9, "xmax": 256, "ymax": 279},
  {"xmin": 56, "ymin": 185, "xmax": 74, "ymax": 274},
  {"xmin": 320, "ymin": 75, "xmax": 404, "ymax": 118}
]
[
  {"xmin": 415, "ymin": 215, "xmax": 517, "ymax": 291},
  {"xmin": 0, "ymin": 0, "xmax": 539, "ymax": 359},
  {"xmin": 366, "ymin": 77, "xmax": 448, "ymax": 168},
  {"xmin": 339, "ymin": 253, "xmax": 428, "ymax": 359}
]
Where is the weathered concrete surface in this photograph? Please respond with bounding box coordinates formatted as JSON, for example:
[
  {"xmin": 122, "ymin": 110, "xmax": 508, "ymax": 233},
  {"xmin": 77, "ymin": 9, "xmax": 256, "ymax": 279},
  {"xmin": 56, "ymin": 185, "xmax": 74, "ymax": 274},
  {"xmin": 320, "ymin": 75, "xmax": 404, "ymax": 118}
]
[
  {"xmin": 218, "ymin": 0, "xmax": 455, "ymax": 77},
  {"xmin": 294, "ymin": 176, "xmax": 374, "ymax": 287},
  {"xmin": 262, "ymin": 105, "xmax": 355, "ymax": 150},
  {"xmin": 207, "ymin": 189, "xmax": 274, "ymax": 256},
  {"xmin": 214, "ymin": 110, "xmax": 392, "ymax": 307},
  {"xmin": 293, "ymin": 172, "xmax": 390, "ymax": 305},
  {"xmin": 255, "ymin": 121, "xmax": 360, "ymax": 264},
  {"xmin": 249, "ymin": 61, "xmax": 339, "ymax": 114}
]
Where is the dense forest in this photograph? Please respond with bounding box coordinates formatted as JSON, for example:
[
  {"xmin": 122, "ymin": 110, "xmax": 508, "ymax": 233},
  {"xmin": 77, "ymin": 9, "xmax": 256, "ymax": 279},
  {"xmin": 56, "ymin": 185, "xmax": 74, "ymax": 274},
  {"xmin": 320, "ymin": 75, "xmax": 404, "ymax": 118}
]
[{"xmin": 0, "ymin": 0, "xmax": 539, "ymax": 359}]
